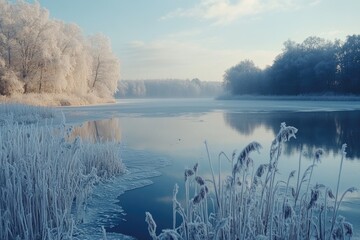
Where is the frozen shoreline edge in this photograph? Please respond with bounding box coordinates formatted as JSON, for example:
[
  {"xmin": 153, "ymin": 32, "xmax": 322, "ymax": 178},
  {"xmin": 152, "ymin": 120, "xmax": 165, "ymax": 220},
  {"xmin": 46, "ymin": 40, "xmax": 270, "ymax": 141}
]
[{"xmin": 77, "ymin": 147, "xmax": 171, "ymax": 240}]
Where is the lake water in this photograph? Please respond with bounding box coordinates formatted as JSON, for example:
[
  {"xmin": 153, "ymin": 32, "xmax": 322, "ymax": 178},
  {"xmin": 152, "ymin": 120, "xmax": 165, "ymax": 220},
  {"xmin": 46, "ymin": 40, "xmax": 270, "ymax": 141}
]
[{"xmin": 62, "ymin": 98, "xmax": 360, "ymax": 239}]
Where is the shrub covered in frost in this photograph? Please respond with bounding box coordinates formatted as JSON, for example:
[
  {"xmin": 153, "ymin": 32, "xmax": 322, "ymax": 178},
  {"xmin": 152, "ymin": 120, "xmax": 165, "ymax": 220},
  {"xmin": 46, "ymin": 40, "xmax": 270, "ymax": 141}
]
[
  {"xmin": 0, "ymin": 105, "xmax": 124, "ymax": 240},
  {"xmin": 0, "ymin": 70, "xmax": 24, "ymax": 96},
  {"xmin": 146, "ymin": 123, "xmax": 356, "ymax": 240}
]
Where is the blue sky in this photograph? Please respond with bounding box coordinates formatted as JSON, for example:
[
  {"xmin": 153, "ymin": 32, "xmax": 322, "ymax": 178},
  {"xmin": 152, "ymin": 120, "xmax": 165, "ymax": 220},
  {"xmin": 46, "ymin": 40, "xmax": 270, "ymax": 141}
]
[{"xmin": 37, "ymin": 0, "xmax": 360, "ymax": 81}]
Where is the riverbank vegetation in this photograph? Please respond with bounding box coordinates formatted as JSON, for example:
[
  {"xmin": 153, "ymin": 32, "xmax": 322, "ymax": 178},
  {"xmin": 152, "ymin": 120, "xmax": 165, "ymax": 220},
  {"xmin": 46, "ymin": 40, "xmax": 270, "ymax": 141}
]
[
  {"xmin": 146, "ymin": 123, "xmax": 356, "ymax": 239},
  {"xmin": 0, "ymin": 104, "xmax": 125, "ymax": 239},
  {"xmin": 0, "ymin": 1, "xmax": 120, "ymax": 106},
  {"xmin": 224, "ymin": 35, "xmax": 360, "ymax": 96}
]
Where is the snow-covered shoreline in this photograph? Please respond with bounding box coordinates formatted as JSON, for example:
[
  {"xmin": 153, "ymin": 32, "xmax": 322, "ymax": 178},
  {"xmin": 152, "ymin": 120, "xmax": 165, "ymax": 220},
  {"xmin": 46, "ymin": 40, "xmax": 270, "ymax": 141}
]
[{"xmin": 0, "ymin": 93, "xmax": 116, "ymax": 107}]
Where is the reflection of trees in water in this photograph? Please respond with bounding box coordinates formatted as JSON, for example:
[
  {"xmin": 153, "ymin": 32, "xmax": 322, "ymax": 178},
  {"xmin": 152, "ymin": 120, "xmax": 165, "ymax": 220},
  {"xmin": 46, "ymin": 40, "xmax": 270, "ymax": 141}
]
[
  {"xmin": 224, "ymin": 111, "xmax": 360, "ymax": 159},
  {"xmin": 70, "ymin": 118, "xmax": 121, "ymax": 143}
]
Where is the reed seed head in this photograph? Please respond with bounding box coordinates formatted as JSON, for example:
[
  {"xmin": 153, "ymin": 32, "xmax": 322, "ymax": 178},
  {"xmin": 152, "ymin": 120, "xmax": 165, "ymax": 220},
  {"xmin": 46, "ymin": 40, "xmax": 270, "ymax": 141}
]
[
  {"xmin": 256, "ymin": 164, "xmax": 267, "ymax": 178},
  {"xmin": 193, "ymin": 195, "xmax": 202, "ymax": 205},
  {"xmin": 332, "ymin": 227, "xmax": 342, "ymax": 239},
  {"xmin": 284, "ymin": 202, "xmax": 293, "ymax": 219},
  {"xmin": 192, "ymin": 186, "xmax": 208, "ymax": 205},
  {"xmin": 307, "ymin": 189, "xmax": 319, "ymax": 209},
  {"xmin": 314, "ymin": 148, "xmax": 324, "ymax": 162},
  {"xmin": 327, "ymin": 189, "xmax": 335, "ymax": 199},
  {"xmin": 291, "ymin": 187, "xmax": 296, "ymax": 198},
  {"xmin": 289, "ymin": 170, "xmax": 296, "ymax": 178},
  {"xmin": 184, "ymin": 168, "xmax": 194, "ymax": 181},
  {"xmin": 233, "ymin": 142, "xmax": 262, "ymax": 176},
  {"xmin": 346, "ymin": 187, "xmax": 357, "ymax": 194},
  {"xmin": 277, "ymin": 125, "xmax": 298, "ymax": 143},
  {"xmin": 200, "ymin": 186, "xmax": 207, "ymax": 198},
  {"xmin": 195, "ymin": 176, "xmax": 205, "ymax": 186},
  {"xmin": 343, "ymin": 222, "xmax": 353, "ymax": 237},
  {"xmin": 238, "ymin": 142, "xmax": 262, "ymax": 164},
  {"xmin": 193, "ymin": 163, "xmax": 198, "ymax": 173},
  {"xmin": 341, "ymin": 143, "xmax": 347, "ymax": 156}
]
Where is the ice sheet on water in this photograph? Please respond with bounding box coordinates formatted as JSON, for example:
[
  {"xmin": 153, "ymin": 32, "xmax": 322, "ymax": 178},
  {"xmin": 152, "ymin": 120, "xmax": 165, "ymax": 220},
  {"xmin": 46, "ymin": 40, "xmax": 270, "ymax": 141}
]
[{"xmin": 78, "ymin": 147, "xmax": 171, "ymax": 239}]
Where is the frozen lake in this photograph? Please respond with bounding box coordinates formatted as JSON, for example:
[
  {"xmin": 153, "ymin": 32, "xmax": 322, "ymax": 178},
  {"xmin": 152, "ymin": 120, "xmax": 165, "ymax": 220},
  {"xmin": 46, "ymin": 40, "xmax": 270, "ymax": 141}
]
[{"xmin": 62, "ymin": 98, "xmax": 360, "ymax": 239}]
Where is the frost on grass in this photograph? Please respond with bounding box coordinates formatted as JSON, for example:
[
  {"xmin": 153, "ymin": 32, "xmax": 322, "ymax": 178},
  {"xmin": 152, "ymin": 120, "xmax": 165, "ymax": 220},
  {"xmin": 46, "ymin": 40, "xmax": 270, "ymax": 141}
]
[
  {"xmin": 0, "ymin": 104, "xmax": 125, "ymax": 240},
  {"xmin": 0, "ymin": 103, "xmax": 59, "ymax": 125},
  {"xmin": 146, "ymin": 123, "xmax": 357, "ymax": 240}
]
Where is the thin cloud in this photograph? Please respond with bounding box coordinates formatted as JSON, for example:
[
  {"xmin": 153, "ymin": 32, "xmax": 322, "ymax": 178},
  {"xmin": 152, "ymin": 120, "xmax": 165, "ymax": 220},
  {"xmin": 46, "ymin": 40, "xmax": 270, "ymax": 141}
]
[{"xmin": 161, "ymin": 0, "xmax": 322, "ymax": 25}]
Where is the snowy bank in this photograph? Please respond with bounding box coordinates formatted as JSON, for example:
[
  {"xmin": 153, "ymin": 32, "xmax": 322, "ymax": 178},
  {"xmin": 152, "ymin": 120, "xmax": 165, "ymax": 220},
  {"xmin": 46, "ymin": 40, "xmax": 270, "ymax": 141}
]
[{"xmin": 0, "ymin": 92, "xmax": 115, "ymax": 107}]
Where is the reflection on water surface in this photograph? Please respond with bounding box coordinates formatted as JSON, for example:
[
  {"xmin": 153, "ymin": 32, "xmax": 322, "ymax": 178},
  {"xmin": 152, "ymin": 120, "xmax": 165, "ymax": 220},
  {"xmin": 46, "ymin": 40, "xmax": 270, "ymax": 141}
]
[
  {"xmin": 224, "ymin": 110, "xmax": 360, "ymax": 159},
  {"xmin": 70, "ymin": 118, "xmax": 121, "ymax": 143}
]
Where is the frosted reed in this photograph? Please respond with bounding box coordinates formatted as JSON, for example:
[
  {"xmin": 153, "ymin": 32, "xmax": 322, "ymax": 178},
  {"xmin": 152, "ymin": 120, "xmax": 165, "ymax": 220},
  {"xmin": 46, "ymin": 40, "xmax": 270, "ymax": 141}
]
[
  {"xmin": 145, "ymin": 123, "xmax": 356, "ymax": 240},
  {"xmin": 0, "ymin": 104, "xmax": 125, "ymax": 239}
]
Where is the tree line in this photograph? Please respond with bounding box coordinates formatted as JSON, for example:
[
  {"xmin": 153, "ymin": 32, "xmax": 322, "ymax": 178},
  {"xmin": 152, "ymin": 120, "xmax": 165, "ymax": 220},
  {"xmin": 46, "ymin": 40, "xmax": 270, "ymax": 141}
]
[
  {"xmin": 116, "ymin": 79, "xmax": 222, "ymax": 98},
  {"xmin": 224, "ymin": 35, "xmax": 360, "ymax": 95},
  {"xmin": 0, "ymin": 1, "xmax": 119, "ymax": 99}
]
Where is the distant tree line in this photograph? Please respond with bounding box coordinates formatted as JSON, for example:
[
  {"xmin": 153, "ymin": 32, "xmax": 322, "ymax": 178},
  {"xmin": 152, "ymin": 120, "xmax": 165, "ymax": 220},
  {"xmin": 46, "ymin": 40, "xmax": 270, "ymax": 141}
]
[
  {"xmin": 116, "ymin": 79, "xmax": 223, "ymax": 98},
  {"xmin": 0, "ymin": 1, "xmax": 119, "ymax": 99},
  {"xmin": 224, "ymin": 35, "xmax": 360, "ymax": 95}
]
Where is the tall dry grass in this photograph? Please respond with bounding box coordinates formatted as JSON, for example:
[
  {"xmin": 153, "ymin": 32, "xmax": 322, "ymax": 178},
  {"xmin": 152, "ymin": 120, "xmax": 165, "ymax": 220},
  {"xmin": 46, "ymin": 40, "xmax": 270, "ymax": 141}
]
[
  {"xmin": 146, "ymin": 123, "xmax": 356, "ymax": 240},
  {"xmin": 0, "ymin": 104, "xmax": 124, "ymax": 240}
]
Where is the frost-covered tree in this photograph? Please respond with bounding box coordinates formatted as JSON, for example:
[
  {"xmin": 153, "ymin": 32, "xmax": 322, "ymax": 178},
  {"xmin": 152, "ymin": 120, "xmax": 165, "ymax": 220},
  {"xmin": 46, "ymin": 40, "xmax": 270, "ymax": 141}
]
[
  {"xmin": 57, "ymin": 23, "xmax": 92, "ymax": 95},
  {"xmin": 223, "ymin": 60, "xmax": 263, "ymax": 95},
  {"xmin": 89, "ymin": 34, "xmax": 120, "ymax": 98},
  {"xmin": 0, "ymin": 0, "xmax": 16, "ymax": 68},
  {"xmin": 10, "ymin": 1, "xmax": 52, "ymax": 92},
  {"xmin": 223, "ymin": 35, "xmax": 360, "ymax": 95},
  {"xmin": 116, "ymin": 79, "xmax": 222, "ymax": 98},
  {"xmin": 0, "ymin": 0, "xmax": 120, "ymax": 101}
]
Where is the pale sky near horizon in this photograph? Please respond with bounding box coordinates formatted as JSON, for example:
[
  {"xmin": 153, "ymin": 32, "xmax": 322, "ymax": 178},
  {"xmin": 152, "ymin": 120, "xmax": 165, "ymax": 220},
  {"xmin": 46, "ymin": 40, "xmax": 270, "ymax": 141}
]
[{"xmin": 36, "ymin": 0, "xmax": 360, "ymax": 82}]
